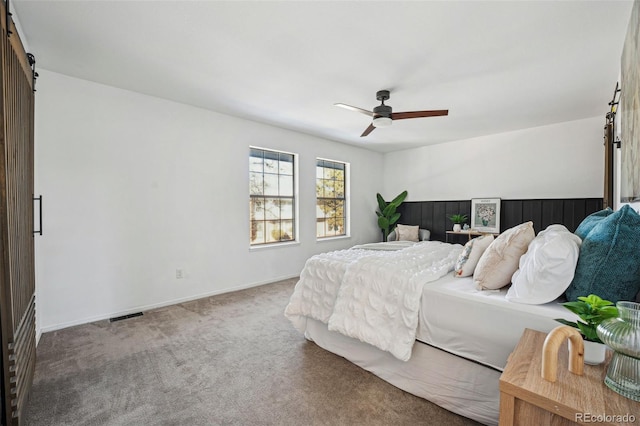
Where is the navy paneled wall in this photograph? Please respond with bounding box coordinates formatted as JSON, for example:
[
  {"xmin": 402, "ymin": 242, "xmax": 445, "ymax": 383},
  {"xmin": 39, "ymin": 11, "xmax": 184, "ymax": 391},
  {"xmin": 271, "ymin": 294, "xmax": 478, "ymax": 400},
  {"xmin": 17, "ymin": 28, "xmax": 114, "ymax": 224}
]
[{"xmin": 397, "ymin": 198, "xmax": 603, "ymax": 242}]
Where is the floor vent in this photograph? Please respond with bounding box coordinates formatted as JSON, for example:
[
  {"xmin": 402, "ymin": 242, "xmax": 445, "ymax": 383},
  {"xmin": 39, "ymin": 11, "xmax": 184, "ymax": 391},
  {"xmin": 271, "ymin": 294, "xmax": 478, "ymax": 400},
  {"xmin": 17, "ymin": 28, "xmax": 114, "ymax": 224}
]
[{"xmin": 109, "ymin": 312, "xmax": 143, "ymax": 322}]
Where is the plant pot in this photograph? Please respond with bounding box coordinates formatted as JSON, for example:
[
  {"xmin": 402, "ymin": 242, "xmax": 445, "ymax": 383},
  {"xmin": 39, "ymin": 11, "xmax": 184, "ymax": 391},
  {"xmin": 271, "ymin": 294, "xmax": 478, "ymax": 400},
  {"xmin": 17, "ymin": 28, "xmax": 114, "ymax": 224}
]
[
  {"xmin": 452, "ymin": 224, "xmax": 461, "ymax": 232},
  {"xmin": 583, "ymin": 340, "xmax": 606, "ymax": 365}
]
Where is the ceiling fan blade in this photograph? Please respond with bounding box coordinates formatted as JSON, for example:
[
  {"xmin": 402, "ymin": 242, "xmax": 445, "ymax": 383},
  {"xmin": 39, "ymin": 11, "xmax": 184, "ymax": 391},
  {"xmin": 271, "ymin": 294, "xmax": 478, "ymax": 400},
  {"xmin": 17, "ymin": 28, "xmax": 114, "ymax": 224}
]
[
  {"xmin": 334, "ymin": 103, "xmax": 375, "ymax": 117},
  {"xmin": 391, "ymin": 110, "xmax": 449, "ymax": 120},
  {"xmin": 361, "ymin": 123, "xmax": 376, "ymax": 137}
]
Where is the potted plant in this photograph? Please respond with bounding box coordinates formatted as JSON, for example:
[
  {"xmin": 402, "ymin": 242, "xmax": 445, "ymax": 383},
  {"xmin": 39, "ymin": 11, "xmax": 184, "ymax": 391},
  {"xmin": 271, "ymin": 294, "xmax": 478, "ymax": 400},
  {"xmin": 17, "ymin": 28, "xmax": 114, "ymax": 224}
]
[
  {"xmin": 375, "ymin": 191, "xmax": 407, "ymax": 241},
  {"xmin": 448, "ymin": 214, "xmax": 468, "ymax": 232},
  {"xmin": 555, "ymin": 294, "xmax": 619, "ymax": 364}
]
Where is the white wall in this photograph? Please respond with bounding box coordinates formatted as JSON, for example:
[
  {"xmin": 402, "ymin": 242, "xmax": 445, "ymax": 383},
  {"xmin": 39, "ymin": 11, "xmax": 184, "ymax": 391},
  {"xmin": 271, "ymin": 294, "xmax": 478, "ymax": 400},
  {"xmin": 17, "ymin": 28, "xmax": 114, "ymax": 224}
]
[
  {"xmin": 34, "ymin": 70, "xmax": 608, "ymax": 333},
  {"xmin": 382, "ymin": 117, "xmax": 605, "ymax": 201},
  {"xmin": 34, "ymin": 70, "xmax": 383, "ymax": 332}
]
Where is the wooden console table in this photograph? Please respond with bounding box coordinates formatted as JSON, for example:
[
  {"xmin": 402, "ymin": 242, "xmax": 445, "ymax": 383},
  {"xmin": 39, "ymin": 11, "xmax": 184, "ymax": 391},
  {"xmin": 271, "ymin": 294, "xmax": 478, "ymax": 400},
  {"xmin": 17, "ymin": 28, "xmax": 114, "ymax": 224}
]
[
  {"xmin": 499, "ymin": 328, "xmax": 639, "ymax": 425},
  {"xmin": 445, "ymin": 230, "xmax": 498, "ymax": 243}
]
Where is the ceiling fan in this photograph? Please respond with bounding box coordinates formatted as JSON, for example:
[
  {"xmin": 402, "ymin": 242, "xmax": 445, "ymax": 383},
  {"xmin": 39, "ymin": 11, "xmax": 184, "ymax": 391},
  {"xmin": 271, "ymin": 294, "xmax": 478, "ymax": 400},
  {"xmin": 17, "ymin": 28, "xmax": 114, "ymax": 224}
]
[{"xmin": 334, "ymin": 90, "xmax": 448, "ymax": 137}]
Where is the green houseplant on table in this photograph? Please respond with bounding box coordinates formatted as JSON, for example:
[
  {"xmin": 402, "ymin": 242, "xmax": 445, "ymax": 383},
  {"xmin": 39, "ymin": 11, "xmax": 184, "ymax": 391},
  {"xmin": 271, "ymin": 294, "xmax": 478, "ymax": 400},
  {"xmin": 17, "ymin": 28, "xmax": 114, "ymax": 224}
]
[
  {"xmin": 448, "ymin": 214, "xmax": 468, "ymax": 232},
  {"xmin": 555, "ymin": 294, "xmax": 619, "ymax": 365},
  {"xmin": 375, "ymin": 191, "xmax": 407, "ymax": 242}
]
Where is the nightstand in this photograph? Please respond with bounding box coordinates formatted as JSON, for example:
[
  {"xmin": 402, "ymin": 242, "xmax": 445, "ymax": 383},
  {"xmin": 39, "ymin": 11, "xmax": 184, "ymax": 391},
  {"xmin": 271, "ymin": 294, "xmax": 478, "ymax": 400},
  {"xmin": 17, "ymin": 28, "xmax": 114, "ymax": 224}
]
[{"xmin": 499, "ymin": 328, "xmax": 639, "ymax": 426}]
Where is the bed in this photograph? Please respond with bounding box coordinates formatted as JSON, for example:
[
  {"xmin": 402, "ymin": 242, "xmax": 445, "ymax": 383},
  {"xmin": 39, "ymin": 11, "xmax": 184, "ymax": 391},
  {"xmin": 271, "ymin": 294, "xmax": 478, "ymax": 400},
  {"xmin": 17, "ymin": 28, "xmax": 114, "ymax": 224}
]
[{"xmin": 284, "ymin": 238, "xmax": 576, "ymax": 426}]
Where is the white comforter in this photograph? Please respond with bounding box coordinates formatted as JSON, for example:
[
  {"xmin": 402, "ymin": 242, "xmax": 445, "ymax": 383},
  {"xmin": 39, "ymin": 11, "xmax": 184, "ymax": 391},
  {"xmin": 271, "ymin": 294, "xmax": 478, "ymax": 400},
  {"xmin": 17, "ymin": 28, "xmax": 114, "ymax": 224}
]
[{"xmin": 285, "ymin": 241, "xmax": 462, "ymax": 361}]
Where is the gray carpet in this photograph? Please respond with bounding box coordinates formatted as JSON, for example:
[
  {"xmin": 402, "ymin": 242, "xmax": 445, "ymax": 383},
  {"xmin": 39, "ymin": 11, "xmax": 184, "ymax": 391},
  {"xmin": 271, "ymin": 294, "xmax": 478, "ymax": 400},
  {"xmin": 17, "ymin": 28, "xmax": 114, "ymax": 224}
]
[{"xmin": 24, "ymin": 278, "xmax": 481, "ymax": 425}]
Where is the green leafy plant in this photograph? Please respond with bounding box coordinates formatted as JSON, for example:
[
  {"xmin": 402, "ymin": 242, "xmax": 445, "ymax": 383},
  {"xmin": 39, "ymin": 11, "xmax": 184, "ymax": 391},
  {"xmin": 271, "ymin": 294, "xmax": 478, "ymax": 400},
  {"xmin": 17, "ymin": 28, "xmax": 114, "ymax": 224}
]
[
  {"xmin": 375, "ymin": 191, "xmax": 408, "ymax": 241},
  {"xmin": 555, "ymin": 294, "xmax": 619, "ymax": 343},
  {"xmin": 448, "ymin": 214, "xmax": 468, "ymax": 224}
]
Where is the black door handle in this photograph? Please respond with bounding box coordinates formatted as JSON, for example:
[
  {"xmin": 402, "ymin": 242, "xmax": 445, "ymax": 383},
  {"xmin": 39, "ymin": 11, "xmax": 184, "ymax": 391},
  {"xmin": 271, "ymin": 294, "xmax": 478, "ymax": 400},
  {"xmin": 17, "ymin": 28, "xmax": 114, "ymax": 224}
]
[{"xmin": 33, "ymin": 195, "xmax": 42, "ymax": 236}]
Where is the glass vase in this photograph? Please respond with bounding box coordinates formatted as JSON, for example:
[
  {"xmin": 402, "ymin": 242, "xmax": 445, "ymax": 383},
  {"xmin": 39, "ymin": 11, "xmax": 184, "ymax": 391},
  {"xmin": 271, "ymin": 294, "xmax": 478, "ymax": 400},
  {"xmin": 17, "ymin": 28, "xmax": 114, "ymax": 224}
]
[{"xmin": 596, "ymin": 301, "xmax": 640, "ymax": 401}]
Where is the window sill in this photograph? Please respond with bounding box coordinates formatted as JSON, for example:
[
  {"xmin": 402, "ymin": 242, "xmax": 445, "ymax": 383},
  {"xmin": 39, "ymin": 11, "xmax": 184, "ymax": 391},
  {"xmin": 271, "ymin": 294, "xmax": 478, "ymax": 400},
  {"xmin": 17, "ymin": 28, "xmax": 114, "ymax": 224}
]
[
  {"xmin": 249, "ymin": 241, "xmax": 300, "ymax": 251},
  {"xmin": 316, "ymin": 235, "xmax": 351, "ymax": 243}
]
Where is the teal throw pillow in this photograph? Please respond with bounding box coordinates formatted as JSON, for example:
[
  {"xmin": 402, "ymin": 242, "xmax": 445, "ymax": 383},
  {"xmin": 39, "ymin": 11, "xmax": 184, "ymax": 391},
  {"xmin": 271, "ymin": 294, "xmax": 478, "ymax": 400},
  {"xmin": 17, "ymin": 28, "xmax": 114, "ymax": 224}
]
[
  {"xmin": 565, "ymin": 205, "xmax": 640, "ymax": 303},
  {"xmin": 574, "ymin": 207, "xmax": 613, "ymax": 240}
]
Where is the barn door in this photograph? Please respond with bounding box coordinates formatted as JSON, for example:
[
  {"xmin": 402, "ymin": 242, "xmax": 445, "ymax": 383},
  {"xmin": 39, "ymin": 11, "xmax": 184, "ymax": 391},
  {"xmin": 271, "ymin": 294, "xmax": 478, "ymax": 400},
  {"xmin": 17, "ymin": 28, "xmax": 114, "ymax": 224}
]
[{"xmin": 0, "ymin": 1, "xmax": 37, "ymax": 425}]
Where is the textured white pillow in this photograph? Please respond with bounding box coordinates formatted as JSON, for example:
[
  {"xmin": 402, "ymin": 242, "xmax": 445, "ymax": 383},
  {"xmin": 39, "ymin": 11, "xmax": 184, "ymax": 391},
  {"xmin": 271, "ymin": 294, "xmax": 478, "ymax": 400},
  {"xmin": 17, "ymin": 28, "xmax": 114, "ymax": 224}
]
[
  {"xmin": 473, "ymin": 221, "xmax": 535, "ymax": 290},
  {"xmin": 453, "ymin": 235, "xmax": 494, "ymax": 277},
  {"xmin": 506, "ymin": 225, "xmax": 582, "ymax": 304},
  {"xmin": 396, "ymin": 224, "xmax": 419, "ymax": 242}
]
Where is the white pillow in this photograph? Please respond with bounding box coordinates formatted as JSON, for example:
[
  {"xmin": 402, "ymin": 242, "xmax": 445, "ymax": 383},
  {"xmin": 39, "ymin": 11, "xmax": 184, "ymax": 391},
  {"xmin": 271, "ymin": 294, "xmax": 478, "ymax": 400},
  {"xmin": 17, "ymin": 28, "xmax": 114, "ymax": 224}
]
[
  {"xmin": 473, "ymin": 221, "xmax": 535, "ymax": 290},
  {"xmin": 396, "ymin": 224, "xmax": 419, "ymax": 242},
  {"xmin": 453, "ymin": 235, "xmax": 494, "ymax": 277},
  {"xmin": 506, "ymin": 224, "xmax": 582, "ymax": 304}
]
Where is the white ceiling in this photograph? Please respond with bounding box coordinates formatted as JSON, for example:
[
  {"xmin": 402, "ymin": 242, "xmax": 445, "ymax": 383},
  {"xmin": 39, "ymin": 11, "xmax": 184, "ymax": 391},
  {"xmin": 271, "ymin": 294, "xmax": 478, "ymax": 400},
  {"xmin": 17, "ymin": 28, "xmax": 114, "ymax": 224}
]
[{"xmin": 13, "ymin": 0, "xmax": 634, "ymax": 153}]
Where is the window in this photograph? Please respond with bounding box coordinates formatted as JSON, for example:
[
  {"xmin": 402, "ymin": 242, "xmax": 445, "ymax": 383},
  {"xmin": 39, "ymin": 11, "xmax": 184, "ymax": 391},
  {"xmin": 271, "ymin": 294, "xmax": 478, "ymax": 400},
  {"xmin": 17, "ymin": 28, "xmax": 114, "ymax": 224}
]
[
  {"xmin": 249, "ymin": 148, "xmax": 296, "ymax": 246},
  {"xmin": 316, "ymin": 159, "xmax": 348, "ymax": 238}
]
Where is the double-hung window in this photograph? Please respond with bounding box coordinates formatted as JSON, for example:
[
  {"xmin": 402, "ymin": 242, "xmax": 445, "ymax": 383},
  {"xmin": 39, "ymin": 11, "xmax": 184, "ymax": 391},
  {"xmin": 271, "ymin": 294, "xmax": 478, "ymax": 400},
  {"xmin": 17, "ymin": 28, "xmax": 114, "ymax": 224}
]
[
  {"xmin": 316, "ymin": 159, "xmax": 348, "ymax": 238},
  {"xmin": 249, "ymin": 147, "xmax": 296, "ymax": 246}
]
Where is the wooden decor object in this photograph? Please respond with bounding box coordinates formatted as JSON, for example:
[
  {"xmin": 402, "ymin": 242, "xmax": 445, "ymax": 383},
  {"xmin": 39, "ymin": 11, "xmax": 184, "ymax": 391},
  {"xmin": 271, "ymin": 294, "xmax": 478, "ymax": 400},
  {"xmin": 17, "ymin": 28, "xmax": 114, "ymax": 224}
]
[{"xmin": 541, "ymin": 325, "xmax": 584, "ymax": 382}]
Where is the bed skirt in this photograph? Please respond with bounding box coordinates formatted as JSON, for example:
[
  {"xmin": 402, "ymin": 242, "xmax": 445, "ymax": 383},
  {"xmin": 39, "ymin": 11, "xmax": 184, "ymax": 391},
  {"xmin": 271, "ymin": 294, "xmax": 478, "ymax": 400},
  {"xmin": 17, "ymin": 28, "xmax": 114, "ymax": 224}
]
[{"xmin": 303, "ymin": 318, "xmax": 500, "ymax": 426}]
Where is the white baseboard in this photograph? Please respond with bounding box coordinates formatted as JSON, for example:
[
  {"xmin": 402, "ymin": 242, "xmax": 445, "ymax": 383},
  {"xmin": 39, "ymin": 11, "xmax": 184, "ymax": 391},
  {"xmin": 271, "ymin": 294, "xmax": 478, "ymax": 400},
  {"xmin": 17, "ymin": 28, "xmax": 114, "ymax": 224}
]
[{"xmin": 39, "ymin": 275, "xmax": 299, "ymax": 334}]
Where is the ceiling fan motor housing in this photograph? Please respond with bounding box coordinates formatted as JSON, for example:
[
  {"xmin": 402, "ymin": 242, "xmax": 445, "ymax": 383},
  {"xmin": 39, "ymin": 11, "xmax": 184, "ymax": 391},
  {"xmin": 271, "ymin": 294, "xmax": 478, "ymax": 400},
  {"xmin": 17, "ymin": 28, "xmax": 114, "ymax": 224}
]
[{"xmin": 373, "ymin": 104, "xmax": 392, "ymax": 118}]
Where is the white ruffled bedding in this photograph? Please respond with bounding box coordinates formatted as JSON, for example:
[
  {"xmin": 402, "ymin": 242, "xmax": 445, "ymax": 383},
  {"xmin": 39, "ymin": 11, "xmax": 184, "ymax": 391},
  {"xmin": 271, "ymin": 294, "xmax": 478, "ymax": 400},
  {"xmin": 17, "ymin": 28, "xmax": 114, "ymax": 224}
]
[{"xmin": 284, "ymin": 241, "xmax": 462, "ymax": 361}]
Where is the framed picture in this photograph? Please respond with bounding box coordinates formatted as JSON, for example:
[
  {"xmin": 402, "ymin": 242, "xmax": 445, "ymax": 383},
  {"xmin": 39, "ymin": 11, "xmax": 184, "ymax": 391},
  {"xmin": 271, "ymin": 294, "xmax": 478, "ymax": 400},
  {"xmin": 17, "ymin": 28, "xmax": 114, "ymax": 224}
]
[{"xmin": 471, "ymin": 198, "xmax": 501, "ymax": 233}]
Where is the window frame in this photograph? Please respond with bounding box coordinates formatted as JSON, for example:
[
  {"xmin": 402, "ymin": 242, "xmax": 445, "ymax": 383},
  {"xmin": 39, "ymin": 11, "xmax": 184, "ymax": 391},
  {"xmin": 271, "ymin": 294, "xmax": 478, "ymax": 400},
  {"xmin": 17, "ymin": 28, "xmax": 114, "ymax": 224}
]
[
  {"xmin": 249, "ymin": 146, "xmax": 299, "ymax": 247},
  {"xmin": 315, "ymin": 157, "xmax": 350, "ymax": 240}
]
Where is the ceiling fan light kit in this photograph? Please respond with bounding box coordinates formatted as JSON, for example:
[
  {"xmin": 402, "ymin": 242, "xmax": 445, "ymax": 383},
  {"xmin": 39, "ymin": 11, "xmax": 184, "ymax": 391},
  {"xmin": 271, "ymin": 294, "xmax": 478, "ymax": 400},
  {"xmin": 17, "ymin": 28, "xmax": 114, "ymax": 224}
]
[
  {"xmin": 373, "ymin": 116, "xmax": 392, "ymax": 128},
  {"xmin": 335, "ymin": 89, "xmax": 448, "ymax": 137}
]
